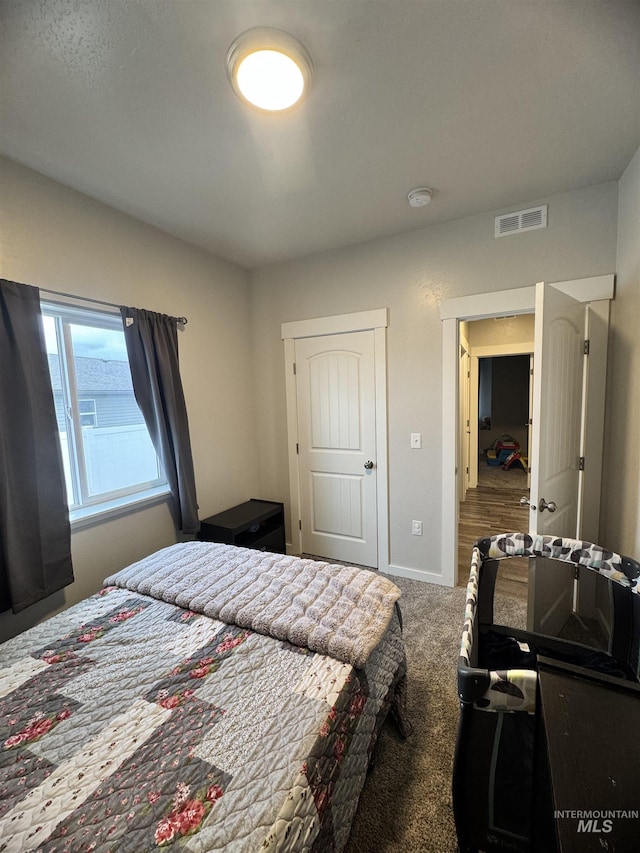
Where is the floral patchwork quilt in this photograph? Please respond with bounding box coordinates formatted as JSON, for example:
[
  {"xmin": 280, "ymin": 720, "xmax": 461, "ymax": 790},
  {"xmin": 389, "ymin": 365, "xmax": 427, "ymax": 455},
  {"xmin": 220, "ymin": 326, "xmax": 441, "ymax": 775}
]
[{"xmin": 0, "ymin": 570, "xmax": 406, "ymax": 851}]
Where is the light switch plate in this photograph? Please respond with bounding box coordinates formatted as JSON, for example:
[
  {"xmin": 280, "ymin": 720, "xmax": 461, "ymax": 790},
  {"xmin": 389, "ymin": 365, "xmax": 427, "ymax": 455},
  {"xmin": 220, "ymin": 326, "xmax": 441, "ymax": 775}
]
[{"xmin": 411, "ymin": 433, "xmax": 422, "ymax": 449}]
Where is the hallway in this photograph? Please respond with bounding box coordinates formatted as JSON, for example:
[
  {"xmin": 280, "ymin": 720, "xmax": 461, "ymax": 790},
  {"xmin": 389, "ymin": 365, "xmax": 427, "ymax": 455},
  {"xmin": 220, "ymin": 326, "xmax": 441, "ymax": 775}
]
[{"xmin": 457, "ymin": 458, "xmax": 530, "ymax": 600}]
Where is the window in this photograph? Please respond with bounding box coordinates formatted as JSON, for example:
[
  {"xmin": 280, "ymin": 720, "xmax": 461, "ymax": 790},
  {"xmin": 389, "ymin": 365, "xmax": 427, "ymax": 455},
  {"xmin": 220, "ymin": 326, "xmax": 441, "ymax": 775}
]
[
  {"xmin": 42, "ymin": 302, "xmax": 168, "ymax": 523},
  {"xmin": 78, "ymin": 399, "xmax": 97, "ymax": 427}
]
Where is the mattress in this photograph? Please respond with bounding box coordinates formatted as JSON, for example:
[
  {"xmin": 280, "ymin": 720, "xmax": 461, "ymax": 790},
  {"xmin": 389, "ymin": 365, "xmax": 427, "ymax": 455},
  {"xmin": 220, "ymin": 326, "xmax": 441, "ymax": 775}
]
[{"xmin": 0, "ymin": 543, "xmax": 407, "ymax": 852}]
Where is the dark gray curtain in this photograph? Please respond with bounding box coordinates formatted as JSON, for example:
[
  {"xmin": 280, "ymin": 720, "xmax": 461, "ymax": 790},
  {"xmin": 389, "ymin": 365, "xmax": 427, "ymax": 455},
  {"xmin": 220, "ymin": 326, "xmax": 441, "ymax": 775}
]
[
  {"xmin": 120, "ymin": 307, "xmax": 199, "ymax": 534},
  {"xmin": 0, "ymin": 279, "xmax": 74, "ymax": 613}
]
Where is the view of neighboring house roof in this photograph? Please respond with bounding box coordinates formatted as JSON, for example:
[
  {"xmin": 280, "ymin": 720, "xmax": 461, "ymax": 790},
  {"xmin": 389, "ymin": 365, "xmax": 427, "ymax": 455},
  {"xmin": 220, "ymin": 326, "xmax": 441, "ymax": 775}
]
[{"xmin": 47, "ymin": 354, "xmax": 133, "ymax": 392}]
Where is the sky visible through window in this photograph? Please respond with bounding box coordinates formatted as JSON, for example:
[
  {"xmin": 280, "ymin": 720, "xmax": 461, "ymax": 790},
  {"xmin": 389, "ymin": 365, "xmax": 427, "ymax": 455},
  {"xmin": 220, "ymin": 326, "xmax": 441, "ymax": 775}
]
[
  {"xmin": 42, "ymin": 315, "xmax": 128, "ymax": 361},
  {"xmin": 40, "ymin": 310, "xmax": 162, "ymax": 510}
]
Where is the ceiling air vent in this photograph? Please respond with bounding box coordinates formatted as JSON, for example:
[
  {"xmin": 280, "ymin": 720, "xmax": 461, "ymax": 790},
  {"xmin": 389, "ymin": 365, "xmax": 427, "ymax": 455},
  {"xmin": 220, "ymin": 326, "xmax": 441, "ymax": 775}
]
[{"xmin": 495, "ymin": 204, "xmax": 548, "ymax": 238}]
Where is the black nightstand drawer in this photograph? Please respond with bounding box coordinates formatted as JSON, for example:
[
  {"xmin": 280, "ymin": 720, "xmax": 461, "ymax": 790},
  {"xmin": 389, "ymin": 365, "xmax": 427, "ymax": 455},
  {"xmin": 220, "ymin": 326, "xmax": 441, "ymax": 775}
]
[
  {"xmin": 243, "ymin": 526, "xmax": 286, "ymax": 553},
  {"xmin": 199, "ymin": 499, "xmax": 286, "ymax": 554}
]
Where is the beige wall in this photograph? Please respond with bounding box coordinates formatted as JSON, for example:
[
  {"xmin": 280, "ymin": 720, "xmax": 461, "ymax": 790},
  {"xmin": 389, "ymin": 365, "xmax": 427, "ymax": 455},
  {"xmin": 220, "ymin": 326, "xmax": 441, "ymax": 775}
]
[
  {"xmin": 250, "ymin": 181, "xmax": 620, "ymax": 576},
  {"xmin": 0, "ymin": 156, "xmax": 258, "ymax": 641},
  {"xmin": 2, "ymin": 151, "xmax": 637, "ymax": 637},
  {"xmin": 602, "ymin": 146, "xmax": 640, "ymax": 557},
  {"xmin": 466, "ymin": 314, "xmax": 535, "ymax": 349}
]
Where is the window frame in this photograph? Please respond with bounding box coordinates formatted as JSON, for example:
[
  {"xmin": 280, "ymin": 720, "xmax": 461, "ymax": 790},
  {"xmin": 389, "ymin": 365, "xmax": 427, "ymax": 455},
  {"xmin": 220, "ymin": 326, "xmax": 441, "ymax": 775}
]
[
  {"xmin": 78, "ymin": 398, "xmax": 97, "ymax": 428},
  {"xmin": 41, "ymin": 301, "xmax": 169, "ymax": 525}
]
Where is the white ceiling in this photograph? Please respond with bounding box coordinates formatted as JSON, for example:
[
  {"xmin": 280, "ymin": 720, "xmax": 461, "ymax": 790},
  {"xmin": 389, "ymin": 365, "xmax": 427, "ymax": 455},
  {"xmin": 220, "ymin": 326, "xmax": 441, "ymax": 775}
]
[{"xmin": 1, "ymin": 1, "xmax": 639, "ymax": 270}]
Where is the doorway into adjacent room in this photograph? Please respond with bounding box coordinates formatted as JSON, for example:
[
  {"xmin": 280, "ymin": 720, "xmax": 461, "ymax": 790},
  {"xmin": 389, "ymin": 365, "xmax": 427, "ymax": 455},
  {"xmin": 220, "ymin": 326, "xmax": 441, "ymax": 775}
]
[
  {"xmin": 443, "ymin": 279, "xmax": 613, "ymax": 631},
  {"xmin": 476, "ymin": 354, "xmax": 531, "ymax": 490},
  {"xmin": 457, "ymin": 318, "xmax": 534, "ymax": 600}
]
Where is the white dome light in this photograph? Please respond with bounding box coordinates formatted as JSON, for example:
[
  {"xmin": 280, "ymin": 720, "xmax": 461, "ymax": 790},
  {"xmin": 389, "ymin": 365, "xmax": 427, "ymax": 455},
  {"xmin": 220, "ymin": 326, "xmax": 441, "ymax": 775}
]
[
  {"xmin": 237, "ymin": 50, "xmax": 304, "ymax": 111},
  {"xmin": 227, "ymin": 28, "xmax": 312, "ymax": 112}
]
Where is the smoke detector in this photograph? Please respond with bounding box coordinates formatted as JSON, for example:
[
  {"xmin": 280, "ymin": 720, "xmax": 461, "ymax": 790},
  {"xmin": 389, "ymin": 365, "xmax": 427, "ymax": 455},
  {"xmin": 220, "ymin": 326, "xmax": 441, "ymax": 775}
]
[{"xmin": 407, "ymin": 187, "xmax": 433, "ymax": 208}]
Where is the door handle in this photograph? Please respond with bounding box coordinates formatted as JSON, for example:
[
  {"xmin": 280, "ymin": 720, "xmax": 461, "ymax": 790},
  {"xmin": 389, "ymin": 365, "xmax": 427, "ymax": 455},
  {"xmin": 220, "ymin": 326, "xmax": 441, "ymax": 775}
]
[
  {"xmin": 364, "ymin": 460, "xmax": 374, "ymax": 470},
  {"xmin": 539, "ymin": 498, "xmax": 557, "ymax": 513},
  {"xmin": 520, "ymin": 496, "xmax": 537, "ymax": 511}
]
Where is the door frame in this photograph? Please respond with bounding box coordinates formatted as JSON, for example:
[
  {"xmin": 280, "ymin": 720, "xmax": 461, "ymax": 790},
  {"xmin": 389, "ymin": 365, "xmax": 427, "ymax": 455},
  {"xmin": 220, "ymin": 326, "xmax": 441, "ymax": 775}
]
[
  {"xmin": 281, "ymin": 308, "xmax": 389, "ymax": 569},
  {"xmin": 469, "ymin": 344, "xmax": 534, "ymax": 488},
  {"xmin": 458, "ymin": 329, "xmax": 471, "ymax": 502},
  {"xmin": 440, "ymin": 276, "xmax": 614, "ymax": 588}
]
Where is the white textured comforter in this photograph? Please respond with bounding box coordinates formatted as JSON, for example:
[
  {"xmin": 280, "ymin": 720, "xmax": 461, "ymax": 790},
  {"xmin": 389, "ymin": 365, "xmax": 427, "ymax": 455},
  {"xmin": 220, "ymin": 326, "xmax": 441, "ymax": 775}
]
[{"xmin": 104, "ymin": 542, "xmax": 401, "ymax": 669}]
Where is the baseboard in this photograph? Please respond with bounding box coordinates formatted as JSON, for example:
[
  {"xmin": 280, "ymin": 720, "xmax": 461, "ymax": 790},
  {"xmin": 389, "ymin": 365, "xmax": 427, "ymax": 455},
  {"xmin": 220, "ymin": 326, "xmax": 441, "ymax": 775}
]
[
  {"xmin": 384, "ymin": 563, "xmax": 454, "ymax": 587},
  {"xmin": 288, "ymin": 545, "xmax": 454, "ymax": 588}
]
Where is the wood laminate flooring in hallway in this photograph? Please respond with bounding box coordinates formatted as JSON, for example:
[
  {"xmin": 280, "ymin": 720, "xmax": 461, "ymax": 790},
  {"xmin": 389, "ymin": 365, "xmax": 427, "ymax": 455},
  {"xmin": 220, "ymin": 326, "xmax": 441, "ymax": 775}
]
[{"xmin": 458, "ymin": 461, "xmax": 530, "ymax": 600}]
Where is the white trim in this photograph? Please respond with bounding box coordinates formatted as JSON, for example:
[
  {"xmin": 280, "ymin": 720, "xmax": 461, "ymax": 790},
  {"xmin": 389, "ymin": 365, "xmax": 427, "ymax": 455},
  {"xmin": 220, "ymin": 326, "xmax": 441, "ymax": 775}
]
[
  {"xmin": 467, "ymin": 342, "xmax": 535, "ymax": 489},
  {"xmin": 373, "ymin": 326, "xmax": 390, "ymax": 571},
  {"xmin": 470, "ymin": 342, "xmax": 534, "ymax": 357},
  {"xmin": 550, "ymin": 274, "xmax": 615, "ymax": 302},
  {"xmin": 385, "ymin": 564, "xmax": 452, "ymax": 586},
  {"xmin": 70, "ymin": 485, "xmax": 171, "ymax": 530},
  {"xmin": 469, "ymin": 355, "xmax": 479, "ymax": 490},
  {"xmin": 441, "ymin": 318, "xmax": 459, "ymax": 586},
  {"xmin": 439, "ymin": 287, "xmax": 536, "ymax": 321},
  {"xmin": 282, "ymin": 309, "xmax": 390, "ymax": 572},
  {"xmin": 281, "ymin": 308, "xmax": 388, "ymax": 340},
  {"xmin": 438, "ymin": 275, "xmax": 614, "ymax": 322},
  {"xmin": 283, "ymin": 337, "xmax": 301, "ymax": 554}
]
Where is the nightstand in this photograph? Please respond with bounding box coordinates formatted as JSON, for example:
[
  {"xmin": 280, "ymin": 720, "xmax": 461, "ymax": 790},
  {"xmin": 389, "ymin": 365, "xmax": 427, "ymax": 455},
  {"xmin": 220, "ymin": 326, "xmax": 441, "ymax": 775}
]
[{"xmin": 199, "ymin": 499, "xmax": 286, "ymax": 554}]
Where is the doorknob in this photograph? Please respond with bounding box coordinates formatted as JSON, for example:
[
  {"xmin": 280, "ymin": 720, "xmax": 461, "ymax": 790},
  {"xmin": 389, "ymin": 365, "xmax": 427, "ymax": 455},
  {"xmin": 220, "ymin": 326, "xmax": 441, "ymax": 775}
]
[
  {"xmin": 539, "ymin": 498, "xmax": 557, "ymax": 513},
  {"xmin": 364, "ymin": 460, "xmax": 375, "ymax": 470},
  {"xmin": 520, "ymin": 496, "xmax": 537, "ymax": 511}
]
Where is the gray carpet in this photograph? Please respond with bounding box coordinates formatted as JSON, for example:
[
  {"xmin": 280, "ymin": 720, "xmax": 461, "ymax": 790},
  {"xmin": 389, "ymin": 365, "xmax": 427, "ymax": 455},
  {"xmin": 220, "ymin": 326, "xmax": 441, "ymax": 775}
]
[
  {"xmin": 344, "ymin": 575, "xmax": 527, "ymax": 853},
  {"xmin": 478, "ymin": 457, "xmax": 528, "ymax": 490}
]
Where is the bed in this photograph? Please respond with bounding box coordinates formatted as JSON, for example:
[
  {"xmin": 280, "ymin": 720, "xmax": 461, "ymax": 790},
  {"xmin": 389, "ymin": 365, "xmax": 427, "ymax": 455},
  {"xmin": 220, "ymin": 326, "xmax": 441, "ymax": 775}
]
[{"xmin": 0, "ymin": 542, "xmax": 408, "ymax": 852}]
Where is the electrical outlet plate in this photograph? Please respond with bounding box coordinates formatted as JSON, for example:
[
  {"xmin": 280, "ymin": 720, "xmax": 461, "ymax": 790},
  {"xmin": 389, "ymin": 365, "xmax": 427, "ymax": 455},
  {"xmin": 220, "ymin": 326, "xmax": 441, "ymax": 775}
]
[{"xmin": 412, "ymin": 520, "xmax": 423, "ymax": 536}]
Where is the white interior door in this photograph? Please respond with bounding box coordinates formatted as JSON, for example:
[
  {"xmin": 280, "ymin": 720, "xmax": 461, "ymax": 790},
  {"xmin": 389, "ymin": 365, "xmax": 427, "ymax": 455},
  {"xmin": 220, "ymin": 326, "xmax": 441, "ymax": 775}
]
[
  {"xmin": 469, "ymin": 356, "xmax": 479, "ymax": 489},
  {"xmin": 576, "ymin": 300, "xmax": 610, "ymax": 544},
  {"xmin": 459, "ymin": 348, "xmax": 471, "ymax": 500},
  {"xmin": 295, "ymin": 331, "xmax": 378, "ymax": 567},
  {"xmin": 527, "ymin": 282, "xmax": 585, "ymax": 634},
  {"xmin": 527, "ymin": 354, "xmax": 533, "ymax": 489}
]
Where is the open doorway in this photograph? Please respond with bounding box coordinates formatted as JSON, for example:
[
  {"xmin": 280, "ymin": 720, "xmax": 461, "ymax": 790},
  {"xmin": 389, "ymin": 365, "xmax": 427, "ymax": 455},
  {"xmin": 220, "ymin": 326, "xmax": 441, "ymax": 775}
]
[
  {"xmin": 441, "ymin": 277, "xmax": 613, "ymax": 593},
  {"xmin": 457, "ymin": 317, "xmax": 534, "ymax": 599},
  {"xmin": 477, "ymin": 354, "xmax": 530, "ymax": 487}
]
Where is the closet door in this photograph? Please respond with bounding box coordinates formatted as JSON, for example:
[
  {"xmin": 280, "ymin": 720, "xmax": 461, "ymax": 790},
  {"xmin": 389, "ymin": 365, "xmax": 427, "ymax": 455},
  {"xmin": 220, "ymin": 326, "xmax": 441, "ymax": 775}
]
[{"xmin": 295, "ymin": 331, "xmax": 378, "ymax": 567}]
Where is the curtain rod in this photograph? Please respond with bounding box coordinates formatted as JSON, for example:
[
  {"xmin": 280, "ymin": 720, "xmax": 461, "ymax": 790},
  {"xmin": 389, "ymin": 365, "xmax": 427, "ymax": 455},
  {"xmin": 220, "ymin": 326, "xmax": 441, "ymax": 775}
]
[{"xmin": 38, "ymin": 287, "xmax": 188, "ymax": 325}]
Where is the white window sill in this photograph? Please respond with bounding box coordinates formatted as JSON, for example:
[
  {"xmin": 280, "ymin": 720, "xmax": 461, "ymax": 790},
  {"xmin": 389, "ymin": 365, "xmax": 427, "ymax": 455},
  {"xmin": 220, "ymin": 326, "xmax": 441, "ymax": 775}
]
[{"xmin": 69, "ymin": 485, "xmax": 171, "ymax": 531}]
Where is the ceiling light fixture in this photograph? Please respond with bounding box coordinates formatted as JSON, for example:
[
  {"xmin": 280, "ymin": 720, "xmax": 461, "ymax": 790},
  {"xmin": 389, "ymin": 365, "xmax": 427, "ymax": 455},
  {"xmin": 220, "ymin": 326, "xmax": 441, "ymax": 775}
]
[
  {"xmin": 407, "ymin": 187, "xmax": 433, "ymax": 208},
  {"xmin": 226, "ymin": 27, "xmax": 313, "ymax": 112}
]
